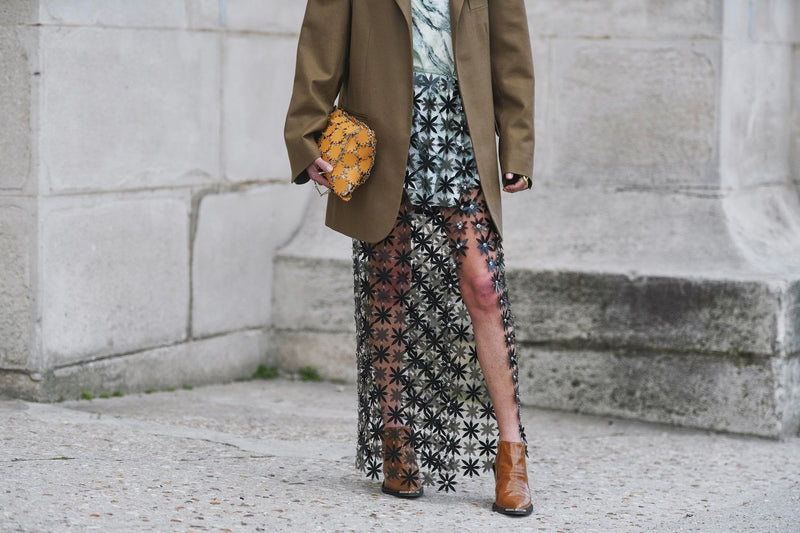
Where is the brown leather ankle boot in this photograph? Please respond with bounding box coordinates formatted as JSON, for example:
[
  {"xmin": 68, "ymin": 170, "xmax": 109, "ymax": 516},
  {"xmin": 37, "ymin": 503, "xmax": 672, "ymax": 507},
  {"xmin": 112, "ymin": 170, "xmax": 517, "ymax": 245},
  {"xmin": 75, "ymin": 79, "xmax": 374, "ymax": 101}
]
[
  {"xmin": 381, "ymin": 426, "xmax": 424, "ymax": 498},
  {"xmin": 493, "ymin": 440, "xmax": 533, "ymax": 516}
]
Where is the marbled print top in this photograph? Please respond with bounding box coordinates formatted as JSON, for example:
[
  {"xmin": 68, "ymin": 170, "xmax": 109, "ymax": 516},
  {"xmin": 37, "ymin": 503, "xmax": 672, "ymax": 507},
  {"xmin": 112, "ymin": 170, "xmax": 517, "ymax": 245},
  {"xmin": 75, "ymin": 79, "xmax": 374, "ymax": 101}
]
[
  {"xmin": 411, "ymin": 0, "xmax": 456, "ymax": 77},
  {"xmin": 405, "ymin": 0, "xmax": 477, "ymax": 207}
]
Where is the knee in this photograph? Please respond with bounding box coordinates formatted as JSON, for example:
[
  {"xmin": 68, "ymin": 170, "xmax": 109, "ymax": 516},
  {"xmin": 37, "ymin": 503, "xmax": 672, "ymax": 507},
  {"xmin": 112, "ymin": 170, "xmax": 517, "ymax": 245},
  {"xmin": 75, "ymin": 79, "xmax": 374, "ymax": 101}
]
[{"xmin": 461, "ymin": 273, "xmax": 499, "ymax": 314}]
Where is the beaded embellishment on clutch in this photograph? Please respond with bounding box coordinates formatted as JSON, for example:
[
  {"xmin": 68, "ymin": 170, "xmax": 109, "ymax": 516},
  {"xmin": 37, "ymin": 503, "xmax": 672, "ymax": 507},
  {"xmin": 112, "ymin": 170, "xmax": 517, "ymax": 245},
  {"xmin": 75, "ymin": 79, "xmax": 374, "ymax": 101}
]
[{"xmin": 317, "ymin": 109, "xmax": 376, "ymax": 201}]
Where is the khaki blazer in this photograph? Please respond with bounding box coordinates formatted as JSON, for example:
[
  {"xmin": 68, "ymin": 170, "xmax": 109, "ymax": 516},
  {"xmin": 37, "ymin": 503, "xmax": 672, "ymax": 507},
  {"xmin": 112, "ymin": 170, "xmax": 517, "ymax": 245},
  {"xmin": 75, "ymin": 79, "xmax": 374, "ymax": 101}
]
[{"xmin": 284, "ymin": 0, "xmax": 534, "ymax": 243}]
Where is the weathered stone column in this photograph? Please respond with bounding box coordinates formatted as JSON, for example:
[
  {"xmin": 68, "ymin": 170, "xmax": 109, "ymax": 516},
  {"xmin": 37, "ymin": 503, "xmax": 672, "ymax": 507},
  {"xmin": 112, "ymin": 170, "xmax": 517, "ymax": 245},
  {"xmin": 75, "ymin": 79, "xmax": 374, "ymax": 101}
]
[
  {"xmin": 1, "ymin": 2, "xmax": 40, "ymax": 397},
  {"xmin": 273, "ymin": 0, "xmax": 800, "ymax": 437},
  {"xmin": 0, "ymin": 1, "xmax": 309, "ymax": 400}
]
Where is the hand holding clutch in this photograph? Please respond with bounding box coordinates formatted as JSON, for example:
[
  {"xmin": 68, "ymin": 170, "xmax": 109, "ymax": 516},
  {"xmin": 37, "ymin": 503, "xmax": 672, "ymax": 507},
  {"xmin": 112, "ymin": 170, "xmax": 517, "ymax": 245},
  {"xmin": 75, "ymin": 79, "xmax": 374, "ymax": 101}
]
[{"xmin": 315, "ymin": 109, "xmax": 376, "ymax": 201}]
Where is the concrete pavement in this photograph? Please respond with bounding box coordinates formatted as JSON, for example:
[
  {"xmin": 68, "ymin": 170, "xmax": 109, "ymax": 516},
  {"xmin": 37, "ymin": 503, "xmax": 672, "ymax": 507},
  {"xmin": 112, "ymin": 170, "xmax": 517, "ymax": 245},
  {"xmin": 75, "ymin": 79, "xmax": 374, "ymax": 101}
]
[{"xmin": 2, "ymin": 378, "xmax": 799, "ymax": 532}]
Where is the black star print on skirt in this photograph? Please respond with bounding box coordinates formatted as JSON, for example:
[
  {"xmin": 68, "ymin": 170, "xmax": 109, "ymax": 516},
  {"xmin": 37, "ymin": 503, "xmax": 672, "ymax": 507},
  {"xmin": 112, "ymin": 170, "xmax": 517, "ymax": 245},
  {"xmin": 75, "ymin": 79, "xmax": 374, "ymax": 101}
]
[{"xmin": 352, "ymin": 187, "xmax": 526, "ymax": 492}]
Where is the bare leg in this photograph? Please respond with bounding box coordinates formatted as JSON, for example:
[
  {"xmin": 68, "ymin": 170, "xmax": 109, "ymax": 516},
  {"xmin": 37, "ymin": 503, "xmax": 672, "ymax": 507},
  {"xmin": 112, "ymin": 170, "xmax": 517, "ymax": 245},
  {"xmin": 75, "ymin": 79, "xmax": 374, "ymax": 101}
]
[
  {"xmin": 463, "ymin": 275, "xmax": 521, "ymax": 442},
  {"xmin": 445, "ymin": 190, "xmax": 522, "ymax": 443},
  {"xmin": 365, "ymin": 202, "xmax": 412, "ymax": 429}
]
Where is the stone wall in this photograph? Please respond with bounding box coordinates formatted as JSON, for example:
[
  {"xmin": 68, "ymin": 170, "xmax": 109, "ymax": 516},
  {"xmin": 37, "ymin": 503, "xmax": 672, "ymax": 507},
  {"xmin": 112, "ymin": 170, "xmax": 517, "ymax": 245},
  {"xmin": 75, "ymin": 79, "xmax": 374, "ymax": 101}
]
[
  {"xmin": 0, "ymin": 1, "xmax": 311, "ymax": 399},
  {"xmin": 1, "ymin": 1, "xmax": 798, "ymax": 438},
  {"xmin": 513, "ymin": 0, "xmax": 800, "ymax": 438}
]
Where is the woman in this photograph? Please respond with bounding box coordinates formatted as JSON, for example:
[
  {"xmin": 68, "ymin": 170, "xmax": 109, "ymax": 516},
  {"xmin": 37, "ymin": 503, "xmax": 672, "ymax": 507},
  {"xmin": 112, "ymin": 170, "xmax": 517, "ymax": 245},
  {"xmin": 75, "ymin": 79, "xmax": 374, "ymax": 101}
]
[{"xmin": 284, "ymin": 0, "xmax": 535, "ymax": 516}]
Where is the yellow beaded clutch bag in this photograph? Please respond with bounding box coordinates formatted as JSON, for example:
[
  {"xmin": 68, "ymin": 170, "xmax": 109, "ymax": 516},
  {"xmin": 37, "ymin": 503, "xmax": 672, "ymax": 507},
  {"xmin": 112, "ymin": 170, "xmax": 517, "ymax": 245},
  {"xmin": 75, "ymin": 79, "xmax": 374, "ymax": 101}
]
[{"xmin": 316, "ymin": 108, "xmax": 376, "ymax": 202}]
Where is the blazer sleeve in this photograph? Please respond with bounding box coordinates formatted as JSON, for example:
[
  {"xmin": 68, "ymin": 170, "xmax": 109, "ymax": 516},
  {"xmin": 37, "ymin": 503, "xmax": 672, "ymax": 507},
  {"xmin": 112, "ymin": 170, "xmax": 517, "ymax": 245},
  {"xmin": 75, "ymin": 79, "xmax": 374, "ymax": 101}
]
[
  {"xmin": 284, "ymin": 0, "xmax": 352, "ymax": 184},
  {"xmin": 488, "ymin": 0, "xmax": 535, "ymax": 178}
]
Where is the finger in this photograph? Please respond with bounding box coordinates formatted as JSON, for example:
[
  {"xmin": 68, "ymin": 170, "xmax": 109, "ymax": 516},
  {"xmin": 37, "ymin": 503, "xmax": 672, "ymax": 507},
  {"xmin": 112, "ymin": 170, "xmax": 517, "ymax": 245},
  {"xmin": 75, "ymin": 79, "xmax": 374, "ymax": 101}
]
[
  {"xmin": 502, "ymin": 177, "xmax": 528, "ymax": 193},
  {"xmin": 502, "ymin": 173, "xmax": 522, "ymax": 190},
  {"xmin": 308, "ymin": 167, "xmax": 329, "ymax": 187},
  {"xmin": 315, "ymin": 157, "xmax": 333, "ymax": 174}
]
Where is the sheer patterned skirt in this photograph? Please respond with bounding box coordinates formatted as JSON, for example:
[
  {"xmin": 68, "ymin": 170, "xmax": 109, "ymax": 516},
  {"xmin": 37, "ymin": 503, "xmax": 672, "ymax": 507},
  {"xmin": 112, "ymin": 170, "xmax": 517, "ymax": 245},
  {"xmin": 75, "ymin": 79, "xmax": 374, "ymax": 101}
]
[{"xmin": 352, "ymin": 188, "xmax": 526, "ymax": 492}]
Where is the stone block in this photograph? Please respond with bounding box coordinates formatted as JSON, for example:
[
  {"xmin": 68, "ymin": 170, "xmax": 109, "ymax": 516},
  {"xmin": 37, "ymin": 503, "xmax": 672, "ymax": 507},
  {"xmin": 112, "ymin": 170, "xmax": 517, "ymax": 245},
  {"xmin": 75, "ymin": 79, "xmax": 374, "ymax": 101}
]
[
  {"xmin": 0, "ymin": 26, "xmax": 33, "ymax": 191},
  {"xmin": 272, "ymin": 255, "xmax": 354, "ymax": 333},
  {"xmin": 722, "ymin": 0, "xmax": 751, "ymax": 39},
  {"xmin": 271, "ymin": 196, "xmax": 352, "ymax": 338},
  {"xmin": 223, "ymin": 0, "xmax": 306, "ymax": 33},
  {"xmin": 223, "ymin": 34, "xmax": 297, "ymax": 181},
  {"xmin": 526, "ymin": 0, "xmax": 720, "ymax": 39},
  {"xmin": 186, "ymin": 0, "xmax": 220, "ymax": 30},
  {"xmin": 795, "ymin": 1, "xmax": 800, "ymax": 43},
  {"xmin": 0, "ymin": 371, "xmax": 39, "ymax": 400},
  {"xmin": 718, "ymin": 31, "xmax": 800, "ymax": 273},
  {"xmin": 271, "ymin": 330, "xmax": 356, "ymax": 383},
  {"xmin": 549, "ymin": 41, "xmax": 717, "ymax": 190},
  {"xmin": 720, "ymin": 40, "xmax": 793, "ymax": 189},
  {"xmin": 777, "ymin": 353, "xmax": 800, "ymax": 436},
  {"xmin": 41, "ymin": 195, "xmax": 190, "ymax": 364},
  {"xmin": 527, "ymin": 0, "xmax": 642, "ymax": 39},
  {"xmin": 44, "ymin": 329, "xmax": 268, "ymax": 401},
  {"xmin": 502, "ymin": 188, "xmax": 747, "ymax": 277},
  {"xmin": 643, "ymin": 0, "xmax": 722, "ymax": 38},
  {"xmin": 510, "ymin": 270, "xmax": 788, "ymax": 357},
  {"xmin": 0, "ymin": 202, "xmax": 33, "ymax": 369},
  {"xmin": 787, "ymin": 280, "xmax": 800, "ymax": 356},
  {"xmin": 721, "ymin": 185, "xmax": 800, "ymax": 276},
  {"xmin": 38, "ymin": 0, "xmax": 218, "ymax": 29},
  {"xmin": 516, "ymin": 346, "xmax": 794, "ymax": 438},
  {"xmin": 39, "ymin": 27, "xmax": 220, "ymax": 193},
  {"xmin": 723, "ymin": 0, "xmax": 796, "ymax": 43},
  {"xmin": 530, "ymin": 38, "xmax": 551, "ymax": 177},
  {"xmin": 191, "ymin": 184, "xmax": 308, "ymax": 336},
  {"xmin": 791, "ymin": 48, "xmax": 799, "ymax": 186},
  {"xmin": 0, "ymin": 1, "xmax": 38, "ymax": 25},
  {"xmin": 275, "ymin": 194, "xmax": 351, "ymax": 261}
]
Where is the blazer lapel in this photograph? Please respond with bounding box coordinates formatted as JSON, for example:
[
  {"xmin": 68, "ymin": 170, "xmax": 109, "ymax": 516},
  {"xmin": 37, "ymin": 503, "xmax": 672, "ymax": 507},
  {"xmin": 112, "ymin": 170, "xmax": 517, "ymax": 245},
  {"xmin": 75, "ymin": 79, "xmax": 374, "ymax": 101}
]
[
  {"xmin": 449, "ymin": 0, "xmax": 465, "ymax": 38},
  {"xmin": 393, "ymin": 0, "xmax": 412, "ymax": 37}
]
